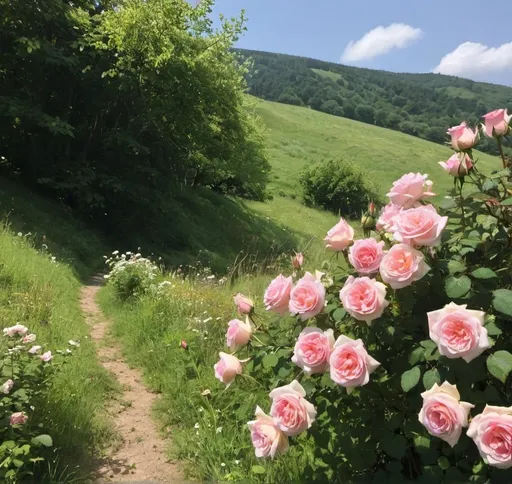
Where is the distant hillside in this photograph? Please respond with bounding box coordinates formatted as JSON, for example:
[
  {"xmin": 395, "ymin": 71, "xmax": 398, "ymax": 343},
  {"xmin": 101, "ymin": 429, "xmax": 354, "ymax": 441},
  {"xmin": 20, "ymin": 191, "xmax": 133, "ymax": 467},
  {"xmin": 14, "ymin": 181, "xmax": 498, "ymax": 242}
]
[{"xmin": 237, "ymin": 49, "xmax": 512, "ymax": 156}]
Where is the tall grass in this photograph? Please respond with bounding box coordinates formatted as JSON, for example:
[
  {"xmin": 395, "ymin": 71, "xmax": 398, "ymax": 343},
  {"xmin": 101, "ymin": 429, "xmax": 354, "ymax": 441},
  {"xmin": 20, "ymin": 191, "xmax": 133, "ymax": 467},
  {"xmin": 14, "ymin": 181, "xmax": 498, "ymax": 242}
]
[{"xmin": 0, "ymin": 225, "xmax": 117, "ymax": 481}]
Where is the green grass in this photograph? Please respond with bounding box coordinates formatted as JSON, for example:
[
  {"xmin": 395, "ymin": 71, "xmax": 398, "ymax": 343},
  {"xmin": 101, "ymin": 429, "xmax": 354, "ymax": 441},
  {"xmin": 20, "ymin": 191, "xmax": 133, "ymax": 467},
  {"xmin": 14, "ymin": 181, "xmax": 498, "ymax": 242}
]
[
  {"xmin": 0, "ymin": 225, "xmax": 117, "ymax": 481},
  {"xmin": 251, "ymin": 96, "xmax": 498, "ymax": 198},
  {"xmin": 310, "ymin": 68, "xmax": 342, "ymax": 82}
]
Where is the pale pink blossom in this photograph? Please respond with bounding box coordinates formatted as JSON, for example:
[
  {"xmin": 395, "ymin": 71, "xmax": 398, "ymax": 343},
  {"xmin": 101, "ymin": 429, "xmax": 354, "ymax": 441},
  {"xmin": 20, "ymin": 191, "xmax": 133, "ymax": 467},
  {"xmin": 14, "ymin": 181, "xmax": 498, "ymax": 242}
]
[
  {"xmin": 226, "ymin": 318, "xmax": 252, "ymax": 351},
  {"xmin": 391, "ymin": 204, "xmax": 448, "ymax": 247},
  {"xmin": 376, "ymin": 203, "xmax": 402, "ymax": 232},
  {"xmin": 387, "ymin": 173, "xmax": 435, "ymax": 208},
  {"xmin": 348, "ymin": 238, "xmax": 385, "ymax": 275},
  {"xmin": 214, "ymin": 352, "xmax": 242, "ymax": 387},
  {"xmin": 447, "ymin": 122, "xmax": 479, "ymax": 151},
  {"xmin": 264, "ymin": 275, "xmax": 292, "ymax": 315},
  {"xmin": 468, "ymin": 405, "xmax": 512, "ymax": 469},
  {"xmin": 379, "ymin": 244, "xmax": 430, "ymax": 289},
  {"xmin": 482, "ymin": 109, "xmax": 511, "ymax": 138},
  {"xmin": 233, "ymin": 293, "xmax": 253, "ymax": 314},
  {"xmin": 39, "ymin": 351, "xmax": 53, "ymax": 362},
  {"xmin": 292, "ymin": 328, "xmax": 335, "ymax": 375},
  {"xmin": 28, "ymin": 345, "xmax": 42, "ymax": 354},
  {"xmin": 289, "ymin": 272, "xmax": 325, "ymax": 321},
  {"xmin": 248, "ymin": 406, "xmax": 289, "ymax": 458},
  {"xmin": 427, "ymin": 302, "xmax": 489, "ymax": 362},
  {"xmin": 1, "ymin": 379, "xmax": 14, "ymax": 394},
  {"xmin": 324, "ymin": 218, "xmax": 354, "ymax": 251},
  {"xmin": 419, "ymin": 382, "xmax": 473, "ymax": 447},
  {"xmin": 439, "ymin": 153, "xmax": 473, "ymax": 177},
  {"xmin": 339, "ymin": 276, "xmax": 389, "ymax": 324},
  {"xmin": 292, "ymin": 252, "xmax": 304, "ymax": 269},
  {"xmin": 22, "ymin": 333, "xmax": 36, "ymax": 344},
  {"xmin": 3, "ymin": 324, "xmax": 29, "ymax": 337},
  {"xmin": 329, "ymin": 335, "xmax": 380, "ymax": 393},
  {"xmin": 10, "ymin": 412, "xmax": 28, "ymax": 426},
  {"xmin": 269, "ymin": 380, "xmax": 316, "ymax": 436}
]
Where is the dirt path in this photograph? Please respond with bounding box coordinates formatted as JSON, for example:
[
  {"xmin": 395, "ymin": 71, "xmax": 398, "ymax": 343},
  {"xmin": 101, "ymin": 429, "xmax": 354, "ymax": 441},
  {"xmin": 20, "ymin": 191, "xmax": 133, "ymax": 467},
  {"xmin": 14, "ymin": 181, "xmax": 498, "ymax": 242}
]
[{"xmin": 80, "ymin": 276, "xmax": 184, "ymax": 483}]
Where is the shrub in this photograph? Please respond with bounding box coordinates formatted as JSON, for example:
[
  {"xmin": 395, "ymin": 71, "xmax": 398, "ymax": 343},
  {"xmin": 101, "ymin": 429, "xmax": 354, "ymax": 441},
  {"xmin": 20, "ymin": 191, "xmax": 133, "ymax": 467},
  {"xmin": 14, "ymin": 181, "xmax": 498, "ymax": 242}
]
[
  {"xmin": 299, "ymin": 159, "xmax": 380, "ymax": 217},
  {"xmin": 0, "ymin": 325, "xmax": 75, "ymax": 483},
  {"xmin": 215, "ymin": 112, "xmax": 512, "ymax": 482},
  {"xmin": 104, "ymin": 251, "xmax": 159, "ymax": 300}
]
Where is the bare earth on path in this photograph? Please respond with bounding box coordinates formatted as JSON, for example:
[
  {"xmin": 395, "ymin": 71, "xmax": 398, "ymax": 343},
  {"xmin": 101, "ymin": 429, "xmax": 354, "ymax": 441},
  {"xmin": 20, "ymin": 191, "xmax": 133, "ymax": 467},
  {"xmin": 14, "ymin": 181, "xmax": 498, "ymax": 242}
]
[{"xmin": 80, "ymin": 276, "xmax": 185, "ymax": 483}]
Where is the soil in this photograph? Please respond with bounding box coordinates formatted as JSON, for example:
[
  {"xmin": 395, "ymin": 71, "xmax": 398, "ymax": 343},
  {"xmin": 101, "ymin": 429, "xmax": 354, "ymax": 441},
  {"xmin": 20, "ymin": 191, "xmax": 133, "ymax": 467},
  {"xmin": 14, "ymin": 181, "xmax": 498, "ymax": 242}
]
[{"xmin": 80, "ymin": 275, "xmax": 185, "ymax": 483}]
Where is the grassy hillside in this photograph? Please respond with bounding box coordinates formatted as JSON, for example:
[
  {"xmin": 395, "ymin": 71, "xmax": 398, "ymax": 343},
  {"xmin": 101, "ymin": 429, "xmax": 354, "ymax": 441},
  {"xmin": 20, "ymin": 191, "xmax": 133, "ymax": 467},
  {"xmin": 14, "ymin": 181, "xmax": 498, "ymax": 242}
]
[{"xmin": 249, "ymin": 96, "xmax": 498, "ymax": 198}]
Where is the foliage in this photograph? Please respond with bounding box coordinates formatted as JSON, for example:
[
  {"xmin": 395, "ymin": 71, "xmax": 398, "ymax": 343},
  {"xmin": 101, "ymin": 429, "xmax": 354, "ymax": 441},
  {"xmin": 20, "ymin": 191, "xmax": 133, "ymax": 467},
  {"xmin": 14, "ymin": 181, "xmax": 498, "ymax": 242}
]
[
  {"xmin": 0, "ymin": 0, "xmax": 270, "ymax": 242},
  {"xmin": 238, "ymin": 49, "xmax": 512, "ymax": 157},
  {"xmin": 230, "ymin": 117, "xmax": 512, "ymax": 482},
  {"xmin": 104, "ymin": 251, "xmax": 159, "ymax": 300},
  {"xmin": 0, "ymin": 327, "xmax": 76, "ymax": 483},
  {"xmin": 299, "ymin": 159, "xmax": 380, "ymax": 217}
]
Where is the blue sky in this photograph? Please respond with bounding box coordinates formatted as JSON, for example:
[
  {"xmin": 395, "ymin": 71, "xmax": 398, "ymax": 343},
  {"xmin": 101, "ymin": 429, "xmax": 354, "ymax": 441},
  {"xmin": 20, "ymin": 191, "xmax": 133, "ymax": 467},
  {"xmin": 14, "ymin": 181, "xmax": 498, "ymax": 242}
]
[{"xmin": 211, "ymin": 0, "xmax": 512, "ymax": 85}]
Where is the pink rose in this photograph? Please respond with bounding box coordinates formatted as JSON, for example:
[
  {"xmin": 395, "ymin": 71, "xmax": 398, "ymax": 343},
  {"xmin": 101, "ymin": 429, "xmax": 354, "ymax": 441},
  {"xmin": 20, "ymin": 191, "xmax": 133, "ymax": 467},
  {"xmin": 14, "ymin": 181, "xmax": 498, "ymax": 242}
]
[
  {"xmin": 28, "ymin": 345, "xmax": 42, "ymax": 354},
  {"xmin": 214, "ymin": 352, "xmax": 242, "ymax": 386},
  {"xmin": 292, "ymin": 328, "xmax": 335, "ymax": 375},
  {"xmin": 226, "ymin": 318, "xmax": 252, "ymax": 351},
  {"xmin": 482, "ymin": 109, "xmax": 511, "ymax": 138},
  {"xmin": 1, "ymin": 379, "xmax": 14, "ymax": 394},
  {"xmin": 386, "ymin": 173, "xmax": 435, "ymax": 208},
  {"xmin": 391, "ymin": 204, "xmax": 448, "ymax": 247},
  {"xmin": 439, "ymin": 153, "xmax": 473, "ymax": 177},
  {"xmin": 468, "ymin": 405, "xmax": 512, "ymax": 469},
  {"xmin": 379, "ymin": 244, "xmax": 430, "ymax": 289},
  {"xmin": 348, "ymin": 238, "xmax": 385, "ymax": 275},
  {"xmin": 292, "ymin": 252, "xmax": 304, "ymax": 269},
  {"xmin": 376, "ymin": 203, "xmax": 402, "ymax": 232},
  {"xmin": 3, "ymin": 324, "xmax": 29, "ymax": 337},
  {"xmin": 324, "ymin": 218, "xmax": 354, "ymax": 251},
  {"xmin": 10, "ymin": 412, "xmax": 28, "ymax": 426},
  {"xmin": 264, "ymin": 275, "xmax": 292, "ymax": 315},
  {"xmin": 22, "ymin": 333, "xmax": 36, "ymax": 344},
  {"xmin": 329, "ymin": 335, "xmax": 380, "ymax": 393},
  {"xmin": 447, "ymin": 122, "xmax": 479, "ymax": 151},
  {"xmin": 233, "ymin": 293, "xmax": 253, "ymax": 314},
  {"xmin": 289, "ymin": 272, "xmax": 325, "ymax": 321},
  {"xmin": 248, "ymin": 406, "xmax": 289, "ymax": 458},
  {"xmin": 269, "ymin": 380, "xmax": 316, "ymax": 436},
  {"xmin": 40, "ymin": 351, "xmax": 52, "ymax": 362},
  {"xmin": 419, "ymin": 382, "xmax": 473, "ymax": 447},
  {"xmin": 427, "ymin": 302, "xmax": 489, "ymax": 362},
  {"xmin": 339, "ymin": 276, "xmax": 389, "ymax": 324}
]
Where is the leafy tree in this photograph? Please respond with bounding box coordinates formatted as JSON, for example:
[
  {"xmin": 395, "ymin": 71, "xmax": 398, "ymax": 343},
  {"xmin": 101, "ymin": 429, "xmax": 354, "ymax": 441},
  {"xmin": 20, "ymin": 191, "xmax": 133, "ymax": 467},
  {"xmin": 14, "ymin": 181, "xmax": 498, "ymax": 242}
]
[{"xmin": 320, "ymin": 100, "xmax": 343, "ymax": 117}]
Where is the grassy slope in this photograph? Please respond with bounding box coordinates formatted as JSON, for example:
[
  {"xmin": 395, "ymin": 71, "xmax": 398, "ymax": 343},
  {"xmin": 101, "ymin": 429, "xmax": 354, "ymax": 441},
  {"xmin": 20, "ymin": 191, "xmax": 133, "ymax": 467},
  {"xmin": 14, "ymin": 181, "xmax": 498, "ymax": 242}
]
[
  {"xmin": 249, "ymin": 96, "xmax": 498, "ymax": 197},
  {"xmin": 0, "ymin": 226, "xmax": 117, "ymax": 481}
]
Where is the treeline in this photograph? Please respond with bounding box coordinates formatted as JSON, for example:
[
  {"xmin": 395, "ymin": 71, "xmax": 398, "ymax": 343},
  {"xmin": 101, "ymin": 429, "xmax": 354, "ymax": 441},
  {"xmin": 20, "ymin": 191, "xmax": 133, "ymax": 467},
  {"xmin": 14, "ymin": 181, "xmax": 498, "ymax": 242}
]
[
  {"xmin": 237, "ymin": 49, "xmax": 512, "ymax": 155},
  {"xmin": 0, "ymin": 0, "xmax": 269, "ymax": 239}
]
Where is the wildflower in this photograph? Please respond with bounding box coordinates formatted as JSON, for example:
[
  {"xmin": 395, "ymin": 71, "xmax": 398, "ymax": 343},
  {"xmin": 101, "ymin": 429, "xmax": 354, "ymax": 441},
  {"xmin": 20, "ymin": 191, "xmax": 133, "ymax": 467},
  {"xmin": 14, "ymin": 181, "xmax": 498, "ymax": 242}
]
[
  {"xmin": 1, "ymin": 379, "xmax": 14, "ymax": 394},
  {"xmin": 40, "ymin": 351, "xmax": 52, "ymax": 362},
  {"xmin": 22, "ymin": 333, "xmax": 36, "ymax": 344},
  {"xmin": 69, "ymin": 340, "xmax": 80, "ymax": 347},
  {"xmin": 194, "ymin": 423, "xmax": 200, "ymax": 429},
  {"xmin": 216, "ymin": 427, "xmax": 223, "ymax": 434},
  {"xmin": 10, "ymin": 412, "xmax": 28, "ymax": 426},
  {"xmin": 3, "ymin": 324, "xmax": 29, "ymax": 337},
  {"xmin": 28, "ymin": 345, "xmax": 42, "ymax": 354}
]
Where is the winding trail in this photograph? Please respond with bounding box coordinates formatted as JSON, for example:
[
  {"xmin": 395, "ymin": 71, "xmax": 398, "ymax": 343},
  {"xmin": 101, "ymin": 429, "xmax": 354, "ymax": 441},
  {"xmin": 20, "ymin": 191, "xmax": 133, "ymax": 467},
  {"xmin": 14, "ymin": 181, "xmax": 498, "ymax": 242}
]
[{"xmin": 80, "ymin": 276, "xmax": 184, "ymax": 483}]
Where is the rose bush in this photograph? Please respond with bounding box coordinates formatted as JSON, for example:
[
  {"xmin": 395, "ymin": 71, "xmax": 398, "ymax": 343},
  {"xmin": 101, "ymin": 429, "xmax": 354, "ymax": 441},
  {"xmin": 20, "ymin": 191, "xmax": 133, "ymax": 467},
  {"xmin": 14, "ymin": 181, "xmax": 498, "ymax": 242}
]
[{"xmin": 213, "ymin": 108, "xmax": 512, "ymax": 481}]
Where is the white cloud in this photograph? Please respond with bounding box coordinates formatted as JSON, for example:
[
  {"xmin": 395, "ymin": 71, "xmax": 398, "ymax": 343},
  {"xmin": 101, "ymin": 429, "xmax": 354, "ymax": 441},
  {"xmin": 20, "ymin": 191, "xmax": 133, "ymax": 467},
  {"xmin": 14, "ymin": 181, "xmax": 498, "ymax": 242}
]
[
  {"xmin": 341, "ymin": 23, "xmax": 423, "ymax": 63},
  {"xmin": 433, "ymin": 41, "xmax": 512, "ymax": 78}
]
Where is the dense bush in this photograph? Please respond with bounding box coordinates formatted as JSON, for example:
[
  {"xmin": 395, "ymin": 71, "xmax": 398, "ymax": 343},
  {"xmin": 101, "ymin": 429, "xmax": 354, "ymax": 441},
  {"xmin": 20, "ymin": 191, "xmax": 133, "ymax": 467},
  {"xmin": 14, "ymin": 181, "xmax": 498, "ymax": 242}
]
[
  {"xmin": 299, "ymin": 159, "xmax": 380, "ymax": 217},
  {"xmin": 0, "ymin": 0, "xmax": 270, "ymax": 234},
  {"xmin": 215, "ymin": 110, "xmax": 512, "ymax": 482}
]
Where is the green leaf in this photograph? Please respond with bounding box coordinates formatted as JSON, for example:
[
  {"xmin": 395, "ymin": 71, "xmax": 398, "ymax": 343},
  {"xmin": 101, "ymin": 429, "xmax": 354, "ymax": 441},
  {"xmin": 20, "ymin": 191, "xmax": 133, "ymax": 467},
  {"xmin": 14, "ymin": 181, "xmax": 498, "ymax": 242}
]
[
  {"xmin": 30, "ymin": 434, "xmax": 53, "ymax": 448},
  {"xmin": 381, "ymin": 434, "xmax": 407, "ymax": 459},
  {"xmin": 262, "ymin": 354, "xmax": 279, "ymax": 369},
  {"xmin": 487, "ymin": 351, "xmax": 512, "ymax": 383},
  {"xmin": 413, "ymin": 435, "xmax": 431, "ymax": 454},
  {"xmin": 439, "ymin": 198, "xmax": 457, "ymax": 209},
  {"xmin": 501, "ymin": 197, "xmax": 512, "ymax": 206},
  {"xmin": 332, "ymin": 308, "xmax": 346, "ymax": 321},
  {"xmin": 438, "ymin": 456, "xmax": 450, "ymax": 470},
  {"xmin": 409, "ymin": 347, "xmax": 425, "ymax": 365},
  {"xmin": 423, "ymin": 368, "xmax": 440, "ymax": 390},
  {"xmin": 448, "ymin": 260, "xmax": 466, "ymax": 275},
  {"xmin": 485, "ymin": 320, "xmax": 502, "ymax": 336},
  {"xmin": 401, "ymin": 366, "xmax": 421, "ymax": 392},
  {"xmin": 471, "ymin": 268, "xmax": 497, "ymax": 279},
  {"xmin": 251, "ymin": 465, "xmax": 266, "ymax": 474},
  {"xmin": 493, "ymin": 289, "xmax": 512, "ymax": 318},
  {"xmin": 445, "ymin": 275, "xmax": 471, "ymax": 298}
]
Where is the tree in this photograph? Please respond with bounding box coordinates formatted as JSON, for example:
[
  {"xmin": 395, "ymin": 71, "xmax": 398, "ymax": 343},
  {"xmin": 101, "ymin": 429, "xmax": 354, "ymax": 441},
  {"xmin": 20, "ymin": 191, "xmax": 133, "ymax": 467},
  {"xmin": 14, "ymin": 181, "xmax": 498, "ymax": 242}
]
[
  {"xmin": 320, "ymin": 100, "xmax": 343, "ymax": 117},
  {"xmin": 355, "ymin": 105, "xmax": 375, "ymax": 124}
]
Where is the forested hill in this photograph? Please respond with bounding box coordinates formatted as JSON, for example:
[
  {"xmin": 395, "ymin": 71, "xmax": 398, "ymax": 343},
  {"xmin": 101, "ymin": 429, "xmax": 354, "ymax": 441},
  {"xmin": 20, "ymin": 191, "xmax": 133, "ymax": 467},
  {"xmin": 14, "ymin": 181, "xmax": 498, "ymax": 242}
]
[{"xmin": 236, "ymin": 49, "xmax": 512, "ymax": 155}]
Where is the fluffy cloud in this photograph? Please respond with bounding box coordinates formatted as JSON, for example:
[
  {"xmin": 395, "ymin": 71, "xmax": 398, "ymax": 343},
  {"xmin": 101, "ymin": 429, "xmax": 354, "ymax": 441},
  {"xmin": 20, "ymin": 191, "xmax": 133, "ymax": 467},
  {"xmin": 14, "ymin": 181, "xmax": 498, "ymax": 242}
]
[
  {"xmin": 433, "ymin": 41, "xmax": 512, "ymax": 78},
  {"xmin": 341, "ymin": 23, "xmax": 423, "ymax": 63}
]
